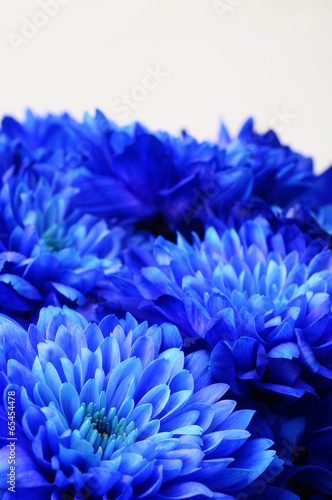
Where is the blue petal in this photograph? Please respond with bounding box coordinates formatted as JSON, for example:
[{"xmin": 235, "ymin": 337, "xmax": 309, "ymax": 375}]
[
  {"xmin": 268, "ymin": 342, "xmax": 299, "ymax": 360},
  {"xmin": 22, "ymin": 406, "xmax": 47, "ymax": 441},
  {"xmin": 33, "ymin": 381, "xmax": 60, "ymax": 410},
  {"xmin": 132, "ymin": 464, "xmax": 163, "ymax": 498},
  {"xmin": 112, "ymin": 374, "xmax": 136, "ymax": 412},
  {"xmin": 44, "ymin": 361, "xmax": 62, "ymax": 399},
  {"xmin": 106, "ymin": 357, "xmax": 142, "ymax": 411},
  {"xmin": 138, "ymin": 419, "xmax": 160, "ymax": 439},
  {"xmin": 51, "ymin": 282, "xmax": 86, "ymax": 306},
  {"xmin": 169, "ymin": 370, "xmax": 194, "ymax": 394},
  {"xmin": 191, "ymin": 383, "xmax": 229, "ymax": 405},
  {"xmin": 135, "ymin": 358, "xmax": 172, "ymax": 402},
  {"xmin": 184, "ymin": 350, "xmax": 213, "ymax": 392},
  {"xmin": 208, "ymin": 400, "xmax": 237, "ymax": 432},
  {"xmin": 159, "ymin": 390, "xmax": 192, "ymax": 422},
  {"xmin": 129, "ymin": 336, "xmax": 155, "ymax": 370},
  {"xmin": 184, "ymin": 403, "xmax": 214, "ymax": 432},
  {"xmin": 24, "ymin": 253, "xmax": 59, "ymax": 285},
  {"xmin": 218, "ymin": 409, "xmax": 255, "ymax": 431},
  {"xmin": 207, "ymin": 429, "xmax": 250, "ymax": 457},
  {"xmin": 188, "ymin": 458, "xmax": 234, "ymax": 482},
  {"xmin": 160, "ymin": 410, "xmax": 200, "ymax": 433},
  {"xmin": 127, "ymin": 403, "xmax": 153, "ymax": 430},
  {"xmin": 155, "ymin": 458, "xmax": 182, "ymax": 481},
  {"xmin": 80, "ymin": 378, "xmax": 99, "ymax": 406},
  {"xmin": 158, "ymin": 348, "xmax": 184, "ymax": 380},
  {"xmin": 99, "ymin": 336, "xmax": 121, "ymax": 375},
  {"xmin": 54, "ymin": 325, "xmax": 87, "ymax": 362},
  {"xmin": 161, "ymin": 323, "xmax": 183, "ymax": 350},
  {"xmin": 37, "ymin": 341, "xmax": 66, "ymax": 376},
  {"xmin": 59, "ymin": 382, "xmax": 80, "ymax": 425},
  {"xmin": 290, "ymin": 465, "xmax": 332, "ymax": 496},
  {"xmin": 0, "ymin": 274, "xmax": 43, "ymax": 301},
  {"xmin": 137, "ymin": 384, "xmax": 170, "ymax": 419},
  {"xmin": 118, "ymin": 453, "xmax": 146, "ymax": 475},
  {"xmin": 210, "ymin": 342, "xmax": 238, "ymax": 392},
  {"xmin": 158, "ymin": 449, "xmax": 204, "ymax": 475},
  {"xmin": 83, "ymin": 323, "xmax": 104, "ymax": 352}
]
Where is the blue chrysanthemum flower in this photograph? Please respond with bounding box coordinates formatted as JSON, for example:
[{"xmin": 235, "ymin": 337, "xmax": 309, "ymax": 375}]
[
  {"xmin": 242, "ymin": 397, "xmax": 332, "ymax": 499},
  {"xmin": 73, "ymin": 114, "xmax": 315, "ymax": 239},
  {"xmin": 0, "ymin": 111, "xmax": 110, "ymax": 175},
  {"xmin": 297, "ymin": 164, "xmax": 332, "ymax": 239},
  {"xmin": 67, "ymin": 115, "xmax": 253, "ymax": 239},
  {"xmin": 0, "ymin": 119, "xmax": 126, "ymax": 324},
  {"xmin": 100, "ymin": 212, "xmax": 332, "ymax": 398},
  {"xmin": 304, "ymin": 390, "xmax": 332, "ymax": 477},
  {"xmin": 1, "ymin": 111, "xmax": 314, "ymax": 241},
  {"xmin": 0, "ymin": 306, "xmax": 277, "ymax": 498},
  {"xmin": 0, "ymin": 170, "xmax": 124, "ymax": 324},
  {"xmin": 235, "ymin": 119, "xmax": 314, "ymax": 207}
]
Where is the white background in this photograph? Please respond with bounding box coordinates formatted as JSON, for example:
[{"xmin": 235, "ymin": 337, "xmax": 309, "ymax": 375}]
[{"xmin": 0, "ymin": 0, "xmax": 331, "ymax": 172}]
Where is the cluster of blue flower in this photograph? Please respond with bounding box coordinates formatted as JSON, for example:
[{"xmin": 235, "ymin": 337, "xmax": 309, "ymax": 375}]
[{"xmin": 0, "ymin": 110, "xmax": 331, "ymax": 499}]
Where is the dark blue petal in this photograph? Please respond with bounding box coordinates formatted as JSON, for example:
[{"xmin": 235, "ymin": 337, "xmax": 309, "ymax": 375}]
[{"xmin": 185, "ymin": 350, "xmax": 213, "ymax": 392}]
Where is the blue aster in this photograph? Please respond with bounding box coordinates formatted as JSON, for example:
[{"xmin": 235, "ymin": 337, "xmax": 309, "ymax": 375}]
[
  {"xmin": 100, "ymin": 210, "xmax": 332, "ymax": 399},
  {"xmin": 0, "ymin": 306, "xmax": 277, "ymax": 498}
]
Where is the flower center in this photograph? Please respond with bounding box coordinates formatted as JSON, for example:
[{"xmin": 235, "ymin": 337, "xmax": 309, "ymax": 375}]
[{"xmin": 78, "ymin": 402, "xmax": 138, "ymax": 459}]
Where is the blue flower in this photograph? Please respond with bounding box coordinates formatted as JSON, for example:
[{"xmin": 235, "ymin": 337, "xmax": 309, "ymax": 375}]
[
  {"xmin": 299, "ymin": 163, "xmax": 332, "ymax": 212},
  {"xmin": 0, "ymin": 306, "xmax": 276, "ymax": 498},
  {"xmin": 1, "ymin": 112, "xmax": 315, "ymax": 242},
  {"xmin": 100, "ymin": 211, "xmax": 332, "ymax": 398},
  {"xmin": 303, "ymin": 390, "xmax": 332, "ymax": 483},
  {"xmin": 0, "ymin": 173, "xmax": 124, "ymax": 325},
  {"xmin": 236, "ymin": 119, "xmax": 314, "ymax": 207},
  {"xmin": 0, "ymin": 111, "xmax": 110, "ymax": 174},
  {"xmin": 293, "ymin": 163, "xmax": 332, "ymax": 238},
  {"xmin": 242, "ymin": 398, "xmax": 332, "ymax": 499},
  {"xmin": 73, "ymin": 115, "xmax": 315, "ymax": 239},
  {"xmin": 0, "ymin": 120, "xmax": 126, "ymax": 324},
  {"xmin": 314, "ymin": 204, "xmax": 332, "ymax": 243}
]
